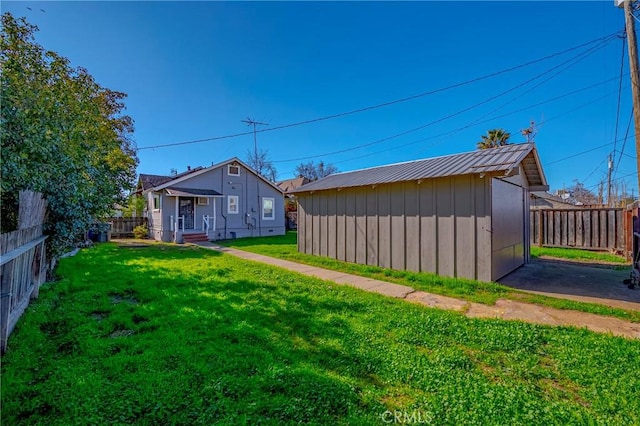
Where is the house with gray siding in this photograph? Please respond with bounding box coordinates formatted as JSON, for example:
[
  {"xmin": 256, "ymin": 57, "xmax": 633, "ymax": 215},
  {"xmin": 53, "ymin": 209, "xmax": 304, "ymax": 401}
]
[
  {"xmin": 291, "ymin": 143, "xmax": 548, "ymax": 281},
  {"xmin": 139, "ymin": 158, "xmax": 285, "ymax": 242}
]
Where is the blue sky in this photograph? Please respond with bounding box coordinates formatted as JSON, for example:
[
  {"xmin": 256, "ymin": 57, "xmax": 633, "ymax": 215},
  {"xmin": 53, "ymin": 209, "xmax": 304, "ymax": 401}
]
[{"xmin": 4, "ymin": 1, "xmax": 638, "ymax": 197}]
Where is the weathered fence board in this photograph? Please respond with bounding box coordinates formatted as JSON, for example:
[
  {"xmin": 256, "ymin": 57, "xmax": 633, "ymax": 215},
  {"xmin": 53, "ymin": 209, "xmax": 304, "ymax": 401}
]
[
  {"xmin": 108, "ymin": 217, "xmax": 147, "ymax": 238},
  {"xmin": 1, "ymin": 225, "xmax": 48, "ymax": 352},
  {"xmin": 530, "ymin": 208, "xmax": 625, "ymax": 253}
]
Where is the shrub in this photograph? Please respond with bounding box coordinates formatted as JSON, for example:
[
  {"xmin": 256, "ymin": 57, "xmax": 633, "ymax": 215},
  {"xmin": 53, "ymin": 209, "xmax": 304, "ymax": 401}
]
[{"xmin": 133, "ymin": 224, "xmax": 148, "ymax": 239}]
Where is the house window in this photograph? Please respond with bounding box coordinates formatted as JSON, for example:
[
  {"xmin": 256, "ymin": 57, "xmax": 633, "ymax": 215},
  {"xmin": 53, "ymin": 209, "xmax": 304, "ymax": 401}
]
[
  {"xmin": 227, "ymin": 195, "xmax": 239, "ymax": 214},
  {"xmin": 197, "ymin": 197, "xmax": 209, "ymax": 205},
  {"xmin": 228, "ymin": 164, "xmax": 240, "ymax": 176},
  {"xmin": 262, "ymin": 197, "xmax": 274, "ymax": 220},
  {"xmin": 153, "ymin": 193, "xmax": 161, "ymax": 210}
]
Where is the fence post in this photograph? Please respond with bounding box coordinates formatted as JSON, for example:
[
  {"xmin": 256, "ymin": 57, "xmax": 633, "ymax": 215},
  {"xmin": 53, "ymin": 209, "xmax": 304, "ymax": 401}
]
[
  {"xmin": 538, "ymin": 210, "xmax": 544, "ymax": 247},
  {"xmin": 0, "ymin": 261, "xmax": 14, "ymax": 353}
]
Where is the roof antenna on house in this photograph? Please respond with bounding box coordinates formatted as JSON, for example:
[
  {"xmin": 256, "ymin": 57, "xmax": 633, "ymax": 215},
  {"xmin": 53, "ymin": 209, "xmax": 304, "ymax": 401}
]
[{"xmin": 241, "ymin": 117, "xmax": 269, "ymax": 160}]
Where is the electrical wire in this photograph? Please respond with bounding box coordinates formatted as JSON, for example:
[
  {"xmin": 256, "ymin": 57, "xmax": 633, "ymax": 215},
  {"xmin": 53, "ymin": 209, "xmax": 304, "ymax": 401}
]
[
  {"xmin": 614, "ymin": 108, "xmax": 635, "ymax": 179},
  {"xmin": 272, "ymin": 37, "xmax": 613, "ymax": 164},
  {"xmin": 277, "ymin": 80, "xmax": 624, "ymax": 177},
  {"xmin": 612, "ymin": 36, "xmax": 627, "ymax": 158},
  {"xmin": 279, "ymin": 89, "xmax": 627, "ymax": 176},
  {"xmin": 582, "ymin": 156, "xmax": 608, "ymax": 184},
  {"xmin": 136, "ymin": 31, "xmax": 622, "ymax": 151}
]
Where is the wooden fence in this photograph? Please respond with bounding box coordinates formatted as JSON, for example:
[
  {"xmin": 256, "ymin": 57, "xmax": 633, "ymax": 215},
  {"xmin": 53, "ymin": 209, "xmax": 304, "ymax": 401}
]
[
  {"xmin": 1, "ymin": 225, "xmax": 48, "ymax": 352},
  {"xmin": 530, "ymin": 208, "xmax": 625, "ymax": 253},
  {"xmin": 108, "ymin": 217, "xmax": 147, "ymax": 238}
]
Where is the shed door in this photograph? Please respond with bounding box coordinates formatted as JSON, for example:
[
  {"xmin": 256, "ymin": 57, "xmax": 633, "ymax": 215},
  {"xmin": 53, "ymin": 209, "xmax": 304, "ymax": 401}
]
[{"xmin": 491, "ymin": 178, "xmax": 525, "ymax": 280}]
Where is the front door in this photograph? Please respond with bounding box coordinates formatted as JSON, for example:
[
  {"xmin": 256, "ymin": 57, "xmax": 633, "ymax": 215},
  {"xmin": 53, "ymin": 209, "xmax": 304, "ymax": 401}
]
[{"xmin": 179, "ymin": 197, "xmax": 194, "ymax": 229}]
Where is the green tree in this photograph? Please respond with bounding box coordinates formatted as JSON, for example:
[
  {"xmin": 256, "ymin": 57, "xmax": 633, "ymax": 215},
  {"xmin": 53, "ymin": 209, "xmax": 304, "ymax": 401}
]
[
  {"xmin": 295, "ymin": 160, "xmax": 338, "ymax": 181},
  {"xmin": 1, "ymin": 13, "xmax": 138, "ymax": 257},
  {"xmin": 121, "ymin": 194, "xmax": 146, "ymax": 217},
  {"xmin": 477, "ymin": 129, "xmax": 511, "ymax": 149}
]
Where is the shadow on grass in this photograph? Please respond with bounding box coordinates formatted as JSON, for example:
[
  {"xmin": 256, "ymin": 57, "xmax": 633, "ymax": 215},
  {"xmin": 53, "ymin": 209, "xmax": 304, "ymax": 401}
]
[{"xmin": 2, "ymin": 242, "xmax": 385, "ymax": 424}]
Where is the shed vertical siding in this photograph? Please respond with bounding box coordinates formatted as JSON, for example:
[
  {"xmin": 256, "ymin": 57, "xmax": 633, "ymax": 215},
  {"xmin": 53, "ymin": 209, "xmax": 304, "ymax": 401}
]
[
  {"xmin": 305, "ymin": 195, "xmax": 313, "ymax": 254},
  {"xmin": 327, "ymin": 195, "xmax": 337, "ymax": 259},
  {"xmin": 419, "ymin": 180, "xmax": 437, "ymax": 274},
  {"xmin": 454, "ymin": 175, "xmax": 476, "ymax": 279},
  {"xmin": 378, "ymin": 185, "xmax": 391, "ymax": 268},
  {"xmin": 436, "ymin": 178, "xmax": 455, "ymax": 277},
  {"xmin": 404, "ymin": 182, "xmax": 420, "ymax": 272},
  {"xmin": 391, "ymin": 183, "xmax": 406, "ymax": 270},
  {"xmin": 319, "ymin": 194, "xmax": 328, "ymax": 257},
  {"xmin": 345, "ymin": 189, "xmax": 357, "ymax": 263},
  {"xmin": 355, "ymin": 191, "xmax": 367, "ymax": 265},
  {"xmin": 312, "ymin": 194, "xmax": 320, "ymax": 255},
  {"xmin": 475, "ymin": 177, "xmax": 492, "ymax": 282},
  {"xmin": 298, "ymin": 199, "xmax": 306, "ymax": 253},
  {"xmin": 336, "ymin": 191, "xmax": 346, "ymax": 261},
  {"xmin": 366, "ymin": 188, "xmax": 379, "ymax": 265}
]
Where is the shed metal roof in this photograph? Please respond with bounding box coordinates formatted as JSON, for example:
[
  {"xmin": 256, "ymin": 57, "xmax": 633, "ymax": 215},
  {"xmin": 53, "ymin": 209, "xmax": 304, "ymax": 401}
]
[{"xmin": 292, "ymin": 143, "xmax": 547, "ymax": 193}]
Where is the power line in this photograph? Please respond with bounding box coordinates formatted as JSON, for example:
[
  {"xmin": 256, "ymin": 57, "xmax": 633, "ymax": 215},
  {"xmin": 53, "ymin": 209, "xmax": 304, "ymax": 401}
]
[
  {"xmin": 582, "ymin": 156, "xmax": 608, "ymax": 184},
  {"xmin": 137, "ymin": 31, "xmax": 622, "ymax": 151},
  {"xmin": 611, "ymin": 35, "xmax": 627, "ymax": 159},
  {"xmin": 272, "ymin": 38, "xmax": 613, "ymax": 164},
  {"xmin": 614, "ymin": 108, "xmax": 635, "ymax": 178},
  {"xmin": 279, "ymin": 88, "xmax": 627, "ymax": 177},
  {"xmin": 277, "ymin": 76, "xmax": 623, "ymax": 173},
  {"xmin": 585, "ymin": 171, "xmax": 638, "ymax": 191}
]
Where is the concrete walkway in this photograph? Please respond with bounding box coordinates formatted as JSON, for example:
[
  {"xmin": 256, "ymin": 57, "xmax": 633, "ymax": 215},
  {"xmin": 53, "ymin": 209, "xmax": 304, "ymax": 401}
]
[{"xmin": 195, "ymin": 242, "xmax": 640, "ymax": 340}]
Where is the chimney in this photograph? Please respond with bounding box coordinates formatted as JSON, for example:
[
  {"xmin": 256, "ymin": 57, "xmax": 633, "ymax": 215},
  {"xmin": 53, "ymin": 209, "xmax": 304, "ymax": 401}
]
[{"xmin": 187, "ymin": 166, "xmax": 191, "ymax": 171}]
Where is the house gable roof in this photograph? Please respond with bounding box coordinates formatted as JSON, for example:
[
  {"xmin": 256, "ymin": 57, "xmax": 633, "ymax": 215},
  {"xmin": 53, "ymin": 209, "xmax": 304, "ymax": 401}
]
[
  {"xmin": 292, "ymin": 143, "xmax": 548, "ymax": 193},
  {"xmin": 141, "ymin": 157, "xmax": 283, "ymax": 194},
  {"xmin": 277, "ymin": 176, "xmax": 311, "ymax": 193}
]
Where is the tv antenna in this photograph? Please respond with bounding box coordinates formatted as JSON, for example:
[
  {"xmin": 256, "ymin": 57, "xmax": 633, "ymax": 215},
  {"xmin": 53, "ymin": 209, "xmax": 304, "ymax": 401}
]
[{"xmin": 241, "ymin": 117, "xmax": 269, "ymax": 159}]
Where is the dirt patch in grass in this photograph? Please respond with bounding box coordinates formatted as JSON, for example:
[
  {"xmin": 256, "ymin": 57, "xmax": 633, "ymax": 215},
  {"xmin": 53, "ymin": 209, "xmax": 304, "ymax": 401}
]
[
  {"xmin": 108, "ymin": 329, "xmax": 135, "ymax": 338},
  {"xmin": 109, "ymin": 289, "xmax": 139, "ymax": 305},
  {"xmin": 91, "ymin": 311, "xmax": 109, "ymax": 322}
]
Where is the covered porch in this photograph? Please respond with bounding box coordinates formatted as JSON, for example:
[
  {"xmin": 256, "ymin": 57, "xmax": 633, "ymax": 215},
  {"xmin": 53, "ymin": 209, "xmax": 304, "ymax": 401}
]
[{"xmin": 165, "ymin": 187, "xmax": 223, "ymax": 243}]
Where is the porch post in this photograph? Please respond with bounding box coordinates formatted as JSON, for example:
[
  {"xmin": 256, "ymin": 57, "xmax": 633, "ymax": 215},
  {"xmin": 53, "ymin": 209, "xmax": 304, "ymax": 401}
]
[
  {"xmin": 174, "ymin": 197, "xmax": 179, "ymax": 243},
  {"xmin": 213, "ymin": 198, "xmax": 217, "ymax": 233}
]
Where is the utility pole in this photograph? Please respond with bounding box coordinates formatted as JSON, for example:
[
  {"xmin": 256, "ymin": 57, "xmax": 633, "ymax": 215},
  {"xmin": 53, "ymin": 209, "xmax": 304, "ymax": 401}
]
[
  {"xmin": 619, "ymin": 0, "xmax": 640, "ymax": 197},
  {"xmin": 241, "ymin": 117, "xmax": 269, "ymax": 161},
  {"xmin": 607, "ymin": 153, "xmax": 614, "ymax": 206}
]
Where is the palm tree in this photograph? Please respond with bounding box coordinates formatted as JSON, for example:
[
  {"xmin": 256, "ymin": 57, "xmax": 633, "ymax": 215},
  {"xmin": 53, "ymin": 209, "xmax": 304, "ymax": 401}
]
[{"xmin": 477, "ymin": 129, "xmax": 511, "ymax": 149}]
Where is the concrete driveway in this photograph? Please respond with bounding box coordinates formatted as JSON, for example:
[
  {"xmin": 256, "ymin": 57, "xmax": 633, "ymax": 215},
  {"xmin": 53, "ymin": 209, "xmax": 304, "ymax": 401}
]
[{"xmin": 499, "ymin": 258, "xmax": 640, "ymax": 311}]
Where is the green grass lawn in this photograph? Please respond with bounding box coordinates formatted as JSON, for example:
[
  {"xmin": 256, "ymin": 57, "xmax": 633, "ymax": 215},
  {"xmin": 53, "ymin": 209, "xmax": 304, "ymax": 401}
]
[
  {"xmin": 531, "ymin": 246, "xmax": 630, "ymax": 264},
  {"xmin": 2, "ymin": 242, "xmax": 640, "ymax": 424},
  {"xmin": 221, "ymin": 232, "xmax": 640, "ymax": 323}
]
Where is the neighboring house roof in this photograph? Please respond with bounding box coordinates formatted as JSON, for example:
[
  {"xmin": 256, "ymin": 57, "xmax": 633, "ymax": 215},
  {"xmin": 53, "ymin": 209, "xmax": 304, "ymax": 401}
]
[
  {"xmin": 140, "ymin": 157, "xmax": 283, "ymax": 194},
  {"xmin": 138, "ymin": 167, "xmax": 204, "ymax": 191},
  {"xmin": 292, "ymin": 143, "xmax": 547, "ymax": 193},
  {"xmin": 165, "ymin": 187, "xmax": 223, "ymax": 197},
  {"xmin": 531, "ymin": 191, "xmax": 572, "ymax": 204},
  {"xmin": 138, "ymin": 174, "xmax": 173, "ymax": 191},
  {"xmin": 277, "ymin": 177, "xmax": 311, "ymax": 193}
]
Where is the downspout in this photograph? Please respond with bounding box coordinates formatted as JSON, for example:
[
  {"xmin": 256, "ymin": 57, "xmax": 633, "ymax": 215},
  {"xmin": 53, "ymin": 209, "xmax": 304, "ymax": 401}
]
[{"xmin": 220, "ymin": 172, "xmax": 227, "ymax": 239}]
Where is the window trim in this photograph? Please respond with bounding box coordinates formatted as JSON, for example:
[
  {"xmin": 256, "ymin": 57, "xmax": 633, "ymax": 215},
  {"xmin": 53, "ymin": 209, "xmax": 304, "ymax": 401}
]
[
  {"xmin": 228, "ymin": 164, "xmax": 240, "ymax": 176},
  {"xmin": 262, "ymin": 197, "xmax": 275, "ymax": 220},
  {"xmin": 227, "ymin": 195, "xmax": 239, "ymax": 214},
  {"xmin": 197, "ymin": 197, "xmax": 209, "ymax": 206},
  {"xmin": 153, "ymin": 193, "xmax": 161, "ymax": 211}
]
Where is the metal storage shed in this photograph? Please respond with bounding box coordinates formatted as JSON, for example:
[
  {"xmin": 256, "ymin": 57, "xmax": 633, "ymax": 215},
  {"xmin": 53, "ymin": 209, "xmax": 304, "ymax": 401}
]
[{"xmin": 291, "ymin": 143, "xmax": 548, "ymax": 282}]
